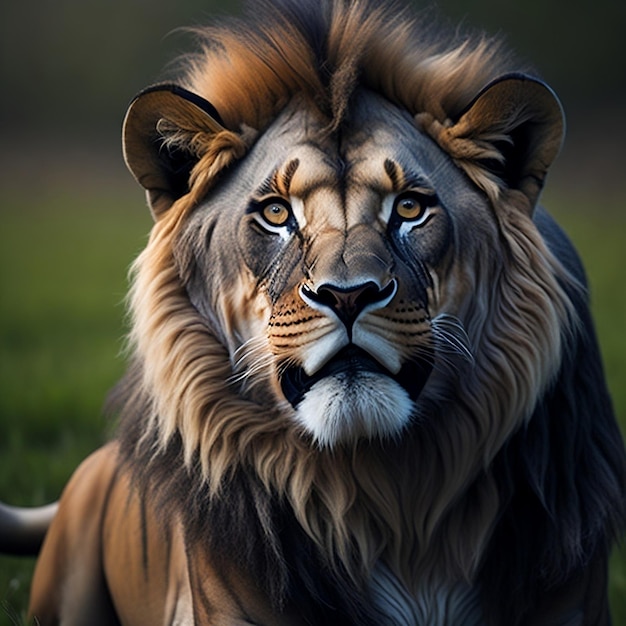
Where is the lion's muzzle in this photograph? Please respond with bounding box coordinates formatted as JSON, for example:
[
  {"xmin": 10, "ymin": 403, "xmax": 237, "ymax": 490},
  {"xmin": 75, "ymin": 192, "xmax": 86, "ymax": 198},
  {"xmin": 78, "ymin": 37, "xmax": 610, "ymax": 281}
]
[
  {"xmin": 300, "ymin": 279, "xmax": 397, "ymax": 340},
  {"xmin": 275, "ymin": 274, "xmax": 435, "ymax": 444}
]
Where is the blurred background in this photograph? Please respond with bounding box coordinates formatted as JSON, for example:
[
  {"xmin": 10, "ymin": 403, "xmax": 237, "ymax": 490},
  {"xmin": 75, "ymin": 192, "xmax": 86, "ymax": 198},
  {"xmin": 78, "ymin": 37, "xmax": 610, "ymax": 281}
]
[
  {"xmin": 1, "ymin": 0, "xmax": 625, "ymax": 622},
  {"xmin": 2, "ymin": 0, "xmax": 625, "ymax": 194}
]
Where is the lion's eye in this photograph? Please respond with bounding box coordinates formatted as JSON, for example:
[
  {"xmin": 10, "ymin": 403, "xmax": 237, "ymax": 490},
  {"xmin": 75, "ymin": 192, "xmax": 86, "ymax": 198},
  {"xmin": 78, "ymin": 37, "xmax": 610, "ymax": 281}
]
[
  {"xmin": 249, "ymin": 197, "xmax": 296, "ymax": 235},
  {"xmin": 262, "ymin": 201, "xmax": 291, "ymax": 227},
  {"xmin": 396, "ymin": 196, "xmax": 424, "ymax": 220},
  {"xmin": 392, "ymin": 191, "xmax": 437, "ymax": 226},
  {"xmin": 393, "ymin": 193, "xmax": 425, "ymax": 221}
]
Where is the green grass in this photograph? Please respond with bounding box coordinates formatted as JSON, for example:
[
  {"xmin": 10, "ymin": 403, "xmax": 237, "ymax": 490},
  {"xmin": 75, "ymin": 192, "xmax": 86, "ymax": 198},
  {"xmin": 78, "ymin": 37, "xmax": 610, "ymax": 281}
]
[
  {"xmin": 0, "ymin": 184, "xmax": 624, "ymax": 624},
  {"xmin": 0, "ymin": 186, "xmax": 150, "ymax": 623}
]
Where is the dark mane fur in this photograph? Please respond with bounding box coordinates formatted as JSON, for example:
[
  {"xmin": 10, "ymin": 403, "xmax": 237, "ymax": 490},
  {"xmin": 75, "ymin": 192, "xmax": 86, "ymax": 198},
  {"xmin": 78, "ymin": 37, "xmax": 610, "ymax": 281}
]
[
  {"xmin": 477, "ymin": 212, "xmax": 626, "ymax": 623},
  {"xmin": 114, "ymin": 366, "xmax": 382, "ymax": 625}
]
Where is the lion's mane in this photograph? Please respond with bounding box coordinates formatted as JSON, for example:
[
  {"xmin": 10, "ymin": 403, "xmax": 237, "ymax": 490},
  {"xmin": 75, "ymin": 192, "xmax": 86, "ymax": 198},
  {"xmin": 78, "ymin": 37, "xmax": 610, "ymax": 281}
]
[{"xmin": 113, "ymin": 1, "xmax": 626, "ymax": 623}]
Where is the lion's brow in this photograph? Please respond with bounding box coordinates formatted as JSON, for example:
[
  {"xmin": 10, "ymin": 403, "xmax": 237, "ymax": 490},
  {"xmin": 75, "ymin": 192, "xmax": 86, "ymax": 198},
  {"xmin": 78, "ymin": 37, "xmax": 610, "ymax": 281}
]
[
  {"xmin": 281, "ymin": 158, "xmax": 301, "ymax": 194},
  {"xmin": 384, "ymin": 158, "xmax": 402, "ymax": 189},
  {"xmin": 255, "ymin": 159, "xmax": 301, "ymax": 198},
  {"xmin": 383, "ymin": 158, "xmax": 432, "ymax": 192}
]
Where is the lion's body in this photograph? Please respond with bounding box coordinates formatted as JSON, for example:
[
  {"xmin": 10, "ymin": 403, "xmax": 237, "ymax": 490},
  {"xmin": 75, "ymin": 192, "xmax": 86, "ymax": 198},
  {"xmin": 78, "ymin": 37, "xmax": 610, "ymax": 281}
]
[
  {"xmin": 13, "ymin": 0, "xmax": 626, "ymax": 624},
  {"xmin": 28, "ymin": 427, "xmax": 611, "ymax": 626},
  {"xmin": 30, "ymin": 443, "xmax": 287, "ymax": 626},
  {"xmin": 33, "ymin": 443, "xmax": 486, "ymax": 626}
]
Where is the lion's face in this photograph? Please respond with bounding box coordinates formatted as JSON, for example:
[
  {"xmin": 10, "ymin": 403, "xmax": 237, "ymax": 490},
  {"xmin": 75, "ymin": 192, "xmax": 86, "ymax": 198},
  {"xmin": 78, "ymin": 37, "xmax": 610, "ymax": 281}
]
[{"xmin": 177, "ymin": 92, "xmax": 488, "ymax": 446}]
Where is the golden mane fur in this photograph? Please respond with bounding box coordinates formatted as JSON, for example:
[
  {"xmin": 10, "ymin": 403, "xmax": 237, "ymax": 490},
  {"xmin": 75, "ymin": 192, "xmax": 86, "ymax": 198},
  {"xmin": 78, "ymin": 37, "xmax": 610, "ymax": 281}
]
[
  {"xmin": 120, "ymin": 0, "xmax": 578, "ymax": 593},
  {"xmin": 183, "ymin": 2, "xmax": 511, "ymax": 130},
  {"xmin": 178, "ymin": 0, "xmax": 520, "ymax": 200},
  {"xmin": 128, "ymin": 196, "xmax": 573, "ymax": 586}
]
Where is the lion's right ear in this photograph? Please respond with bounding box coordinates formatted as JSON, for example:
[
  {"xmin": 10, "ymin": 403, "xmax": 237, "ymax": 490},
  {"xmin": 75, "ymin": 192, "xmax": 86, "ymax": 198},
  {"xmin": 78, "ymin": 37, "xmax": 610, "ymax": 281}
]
[
  {"xmin": 123, "ymin": 84, "xmax": 241, "ymax": 218},
  {"xmin": 417, "ymin": 74, "xmax": 564, "ymax": 211}
]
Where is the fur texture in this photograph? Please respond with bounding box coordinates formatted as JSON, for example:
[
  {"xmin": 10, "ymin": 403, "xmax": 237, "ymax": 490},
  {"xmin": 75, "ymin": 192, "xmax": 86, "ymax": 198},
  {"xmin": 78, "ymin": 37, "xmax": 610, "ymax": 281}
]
[{"xmin": 24, "ymin": 1, "xmax": 626, "ymax": 624}]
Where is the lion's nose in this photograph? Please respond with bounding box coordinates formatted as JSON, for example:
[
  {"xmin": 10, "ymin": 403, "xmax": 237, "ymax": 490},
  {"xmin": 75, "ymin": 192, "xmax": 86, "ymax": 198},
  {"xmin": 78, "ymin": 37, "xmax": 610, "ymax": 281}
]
[{"xmin": 301, "ymin": 279, "xmax": 397, "ymax": 334}]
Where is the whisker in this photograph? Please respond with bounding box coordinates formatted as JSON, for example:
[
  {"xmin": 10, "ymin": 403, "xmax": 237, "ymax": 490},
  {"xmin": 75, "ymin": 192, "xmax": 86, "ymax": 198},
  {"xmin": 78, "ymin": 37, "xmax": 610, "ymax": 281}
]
[
  {"xmin": 276, "ymin": 356, "xmax": 299, "ymax": 379},
  {"xmin": 228, "ymin": 336, "xmax": 276, "ymax": 391},
  {"xmin": 431, "ymin": 314, "xmax": 475, "ymax": 368},
  {"xmin": 232, "ymin": 336, "xmax": 268, "ymax": 364},
  {"xmin": 228, "ymin": 357, "xmax": 274, "ymax": 385}
]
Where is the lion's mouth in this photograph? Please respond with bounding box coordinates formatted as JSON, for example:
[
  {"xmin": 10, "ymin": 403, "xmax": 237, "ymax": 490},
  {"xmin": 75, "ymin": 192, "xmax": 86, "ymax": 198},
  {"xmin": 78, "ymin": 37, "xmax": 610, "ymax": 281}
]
[{"xmin": 280, "ymin": 345, "xmax": 434, "ymax": 408}]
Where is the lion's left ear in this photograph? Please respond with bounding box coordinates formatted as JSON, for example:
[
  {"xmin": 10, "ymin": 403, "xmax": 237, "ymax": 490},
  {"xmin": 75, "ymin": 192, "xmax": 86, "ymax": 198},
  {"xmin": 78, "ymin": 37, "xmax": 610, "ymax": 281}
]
[
  {"xmin": 418, "ymin": 74, "xmax": 564, "ymax": 209},
  {"xmin": 123, "ymin": 84, "xmax": 246, "ymax": 218}
]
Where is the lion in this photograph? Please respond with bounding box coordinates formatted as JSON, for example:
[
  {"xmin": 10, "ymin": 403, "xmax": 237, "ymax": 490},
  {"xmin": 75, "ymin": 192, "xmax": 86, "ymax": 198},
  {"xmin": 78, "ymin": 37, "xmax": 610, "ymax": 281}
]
[{"xmin": 1, "ymin": 0, "xmax": 625, "ymax": 624}]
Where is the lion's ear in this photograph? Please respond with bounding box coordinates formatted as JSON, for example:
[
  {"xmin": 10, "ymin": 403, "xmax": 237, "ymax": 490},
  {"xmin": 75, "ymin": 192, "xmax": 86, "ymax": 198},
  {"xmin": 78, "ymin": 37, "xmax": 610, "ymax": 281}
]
[
  {"xmin": 122, "ymin": 84, "xmax": 229, "ymax": 218},
  {"xmin": 419, "ymin": 74, "xmax": 564, "ymax": 209}
]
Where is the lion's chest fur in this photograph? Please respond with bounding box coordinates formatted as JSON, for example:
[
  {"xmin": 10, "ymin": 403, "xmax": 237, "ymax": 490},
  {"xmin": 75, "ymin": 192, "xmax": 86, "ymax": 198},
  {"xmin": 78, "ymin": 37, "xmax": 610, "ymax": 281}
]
[{"xmin": 370, "ymin": 564, "xmax": 485, "ymax": 626}]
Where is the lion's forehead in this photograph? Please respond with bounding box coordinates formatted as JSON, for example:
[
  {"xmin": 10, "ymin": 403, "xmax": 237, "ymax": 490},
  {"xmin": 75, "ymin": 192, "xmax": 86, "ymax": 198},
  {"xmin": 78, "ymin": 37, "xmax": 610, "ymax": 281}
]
[{"xmin": 276, "ymin": 132, "xmax": 434, "ymax": 229}]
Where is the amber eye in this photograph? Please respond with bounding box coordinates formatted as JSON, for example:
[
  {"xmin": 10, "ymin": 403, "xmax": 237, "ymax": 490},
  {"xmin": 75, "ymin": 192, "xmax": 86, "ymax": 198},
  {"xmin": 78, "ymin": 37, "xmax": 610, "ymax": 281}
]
[
  {"xmin": 394, "ymin": 193, "xmax": 426, "ymax": 221},
  {"xmin": 261, "ymin": 200, "xmax": 291, "ymax": 227}
]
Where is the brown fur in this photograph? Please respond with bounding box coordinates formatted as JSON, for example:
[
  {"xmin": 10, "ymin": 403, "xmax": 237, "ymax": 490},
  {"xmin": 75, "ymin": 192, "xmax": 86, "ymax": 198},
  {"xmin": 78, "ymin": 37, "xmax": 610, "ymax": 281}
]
[
  {"xmin": 31, "ymin": 443, "xmax": 290, "ymax": 625},
  {"xmin": 183, "ymin": 2, "xmax": 512, "ymax": 134},
  {"xmin": 120, "ymin": 1, "xmax": 573, "ymax": 591},
  {"xmin": 125, "ymin": 192, "xmax": 572, "ymax": 588},
  {"xmin": 22, "ymin": 1, "xmax": 625, "ymax": 624}
]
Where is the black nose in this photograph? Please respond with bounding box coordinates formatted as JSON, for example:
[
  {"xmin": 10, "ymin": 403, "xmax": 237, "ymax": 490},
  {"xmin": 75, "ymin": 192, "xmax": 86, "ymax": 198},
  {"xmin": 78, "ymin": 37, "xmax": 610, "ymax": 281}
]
[{"xmin": 301, "ymin": 280, "xmax": 396, "ymax": 334}]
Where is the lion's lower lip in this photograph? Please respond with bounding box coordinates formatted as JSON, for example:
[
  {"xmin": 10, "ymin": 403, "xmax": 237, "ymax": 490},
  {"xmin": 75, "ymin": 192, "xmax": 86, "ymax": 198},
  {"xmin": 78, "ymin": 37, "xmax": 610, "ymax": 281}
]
[
  {"xmin": 281, "ymin": 346, "xmax": 381, "ymax": 407},
  {"xmin": 280, "ymin": 345, "xmax": 433, "ymax": 408},
  {"xmin": 316, "ymin": 345, "xmax": 388, "ymax": 378}
]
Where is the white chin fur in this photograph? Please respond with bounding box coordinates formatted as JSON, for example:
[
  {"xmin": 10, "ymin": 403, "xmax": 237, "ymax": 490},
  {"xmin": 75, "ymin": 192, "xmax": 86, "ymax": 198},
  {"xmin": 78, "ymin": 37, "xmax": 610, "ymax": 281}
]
[{"xmin": 294, "ymin": 372, "xmax": 414, "ymax": 447}]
